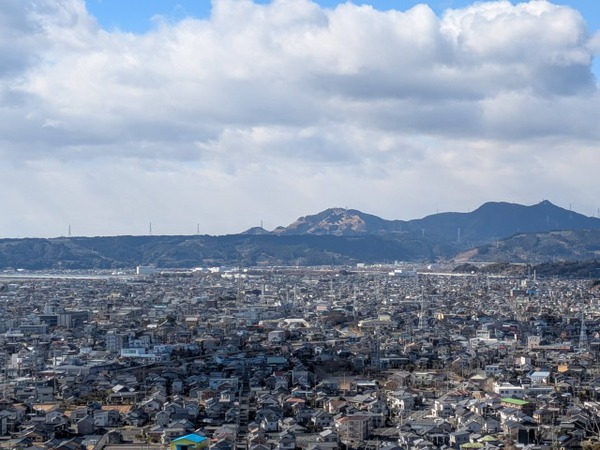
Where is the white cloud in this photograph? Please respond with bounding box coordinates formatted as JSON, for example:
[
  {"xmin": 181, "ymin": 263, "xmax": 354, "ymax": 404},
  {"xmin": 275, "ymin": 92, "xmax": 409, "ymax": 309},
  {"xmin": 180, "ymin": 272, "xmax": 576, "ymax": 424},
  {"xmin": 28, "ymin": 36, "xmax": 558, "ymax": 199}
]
[{"xmin": 0, "ymin": 0, "xmax": 598, "ymax": 237}]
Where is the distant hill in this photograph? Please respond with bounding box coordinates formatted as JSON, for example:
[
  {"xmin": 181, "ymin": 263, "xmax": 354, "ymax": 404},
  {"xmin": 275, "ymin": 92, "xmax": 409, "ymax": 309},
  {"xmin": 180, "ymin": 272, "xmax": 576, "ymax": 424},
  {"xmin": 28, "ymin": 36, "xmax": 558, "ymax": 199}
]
[
  {"xmin": 455, "ymin": 229, "xmax": 600, "ymax": 264},
  {"xmin": 407, "ymin": 200, "xmax": 600, "ymax": 243},
  {"xmin": 0, "ymin": 200, "xmax": 599, "ymax": 269},
  {"xmin": 453, "ymin": 259, "xmax": 600, "ymax": 279},
  {"xmin": 0, "ymin": 234, "xmax": 452, "ymax": 270},
  {"xmin": 275, "ymin": 200, "xmax": 600, "ymax": 243},
  {"xmin": 240, "ymin": 226, "xmax": 271, "ymax": 235},
  {"xmin": 274, "ymin": 208, "xmax": 404, "ymax": 236}
]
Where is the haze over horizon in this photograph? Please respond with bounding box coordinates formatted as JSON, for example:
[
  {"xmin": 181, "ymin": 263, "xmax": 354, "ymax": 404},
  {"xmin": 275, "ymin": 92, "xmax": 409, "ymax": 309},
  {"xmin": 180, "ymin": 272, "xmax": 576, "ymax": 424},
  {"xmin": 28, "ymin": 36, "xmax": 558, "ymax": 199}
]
[
  {"xmin": 2, "ymin": 199, "xmax": 597, "ymax": 239},
  {"xmin": 1, "ymin": 0, "xmax": 600, "ymax": 238}
]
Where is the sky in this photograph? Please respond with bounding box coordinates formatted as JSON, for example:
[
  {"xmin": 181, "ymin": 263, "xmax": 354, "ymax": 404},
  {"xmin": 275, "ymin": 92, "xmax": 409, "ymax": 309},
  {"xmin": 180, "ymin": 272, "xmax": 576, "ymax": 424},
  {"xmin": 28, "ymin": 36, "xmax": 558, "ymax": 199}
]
[{"xmin": 1, "ymin": 0, "xmax": 600, "ymax": 238}]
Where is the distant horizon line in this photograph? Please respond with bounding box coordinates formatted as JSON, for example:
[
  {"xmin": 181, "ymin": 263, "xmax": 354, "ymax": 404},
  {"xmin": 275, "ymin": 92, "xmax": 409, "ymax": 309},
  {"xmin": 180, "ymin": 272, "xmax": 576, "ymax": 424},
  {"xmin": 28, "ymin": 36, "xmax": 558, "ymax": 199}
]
[{"xmin": 3, "ymin": 199, "xmax": 599, "ymax": 240}]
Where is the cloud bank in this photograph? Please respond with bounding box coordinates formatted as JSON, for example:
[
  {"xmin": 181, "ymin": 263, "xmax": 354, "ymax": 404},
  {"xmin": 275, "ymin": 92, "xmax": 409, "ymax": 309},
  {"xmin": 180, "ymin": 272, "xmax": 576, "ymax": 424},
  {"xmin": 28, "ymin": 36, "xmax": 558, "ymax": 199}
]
[{"xmin": 1, "ymin": 0, "xmax": 599, "ymax": 237}]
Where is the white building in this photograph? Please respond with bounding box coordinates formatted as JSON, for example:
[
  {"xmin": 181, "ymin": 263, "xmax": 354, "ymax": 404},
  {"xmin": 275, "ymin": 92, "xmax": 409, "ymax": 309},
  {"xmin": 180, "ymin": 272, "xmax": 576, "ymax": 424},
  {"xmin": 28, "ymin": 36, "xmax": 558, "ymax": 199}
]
[
  {"xmin": 136, "ymin": 265, "xmax": 157, "ymax": 275},
  {"xmin": 494, "ymin": 382, "xmax": 524, "ymax": 398}
]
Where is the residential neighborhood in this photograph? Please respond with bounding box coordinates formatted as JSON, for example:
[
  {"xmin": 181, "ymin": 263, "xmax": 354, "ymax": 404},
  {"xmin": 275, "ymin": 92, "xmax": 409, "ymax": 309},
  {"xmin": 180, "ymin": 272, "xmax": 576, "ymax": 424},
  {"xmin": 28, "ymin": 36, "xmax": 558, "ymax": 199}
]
[{"xmin": 0, "ymin": 264, "xmax": 599, "ymax": 450}]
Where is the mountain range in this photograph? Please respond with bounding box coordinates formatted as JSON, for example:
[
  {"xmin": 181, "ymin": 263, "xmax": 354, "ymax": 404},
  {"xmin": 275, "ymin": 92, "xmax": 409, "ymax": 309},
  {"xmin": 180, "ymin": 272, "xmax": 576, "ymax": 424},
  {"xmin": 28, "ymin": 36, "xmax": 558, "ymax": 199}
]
[
  {"xmin": 1, "ymin": 200, "xmax": 599, "ymax": 270},
  {"xmin": 264, "ymin": 200, "xmax": 600, "ymax": 242}
]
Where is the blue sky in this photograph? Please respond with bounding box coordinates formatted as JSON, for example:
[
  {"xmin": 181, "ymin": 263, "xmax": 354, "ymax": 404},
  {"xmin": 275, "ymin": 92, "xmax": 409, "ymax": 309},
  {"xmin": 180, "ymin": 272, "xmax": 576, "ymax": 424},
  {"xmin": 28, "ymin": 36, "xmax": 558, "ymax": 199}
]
[
  {"xmin": 85, "ymin": 0, "xmax": 600, "ymax": 77},
  {"xmin": 1, "ymin": 0, "xmax": 600, "ymax": 237},
  {"xmin": 86, "ymin": 0, "xmax": 599, "ymax": 34}
]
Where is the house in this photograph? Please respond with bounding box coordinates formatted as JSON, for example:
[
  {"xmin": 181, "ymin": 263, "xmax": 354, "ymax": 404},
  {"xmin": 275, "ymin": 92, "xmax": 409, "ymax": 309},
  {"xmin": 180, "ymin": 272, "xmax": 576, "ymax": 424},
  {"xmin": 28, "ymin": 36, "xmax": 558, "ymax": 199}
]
[
  {"xmin": 336, "ymin": 415, "xmax": 371, "ymax": 443},
  {"xmin": 311, "ymin": 410, "xmax": 334, "ymax": 430},
  {"xmin": 93, "ymin": 409, "xmax": 120, "ymax": 427},
  {"xmin": 211, "ymin": 439, "xmax": 233, "ymax": 450},
  {"xmin": 533, "ymin": 408, "xmax": 559, "ymax": 425},
  {"xmin": 161, "ymin": 420, "xmax": 197, "ymax": 444},
  {"xmin": 249, "ymin": 444, "xmax": 271, "ymax": 450},
  {"xmin": 53, "ymin": 437, "xmax": 86, "ymax": 450},
  {"xmin": 165, "ymin": 402, "xmax": 191, "ymax": 421},
  {"xmin": 449, "ymin": 430, "xmax": 470, "ymax": 448},
  {"xmin": 21, "ymin": 428, "xmax": 51, "ymax": 444},
  {"xmin": 124, "ymin": 408, "xmax": 149, "ymax": 427},
  {"xmin": 276, "ymin": 431, "xmax": 296, "ymax": 450},
  {"xmin": 170, "ymin": 433, "xmax": 210, "ymax": 450},
  {"xmin": 156, "ymin": 410, "xmax": 172, "ymax": 427},
  {"xmin": 260, "ymin": 414, "xmax": 280, "ymax": 432},
  {"xmin": 386, "ymin": 391, "xmax": 415, "ymax": 412},
  {"xmin": 172, "ymin": 379, "xmax": 184, "ymax": 395},
  {"xmin": 142, "ymin": 398, "xmax": 164, "ymax": 413},
  {"xmin": 494, "ymin": 383, "xmax": 524, "ymax": 398},
  {"xmin": 500, "ymin": 398, "xmax": 535, "ymax": 417},
  {"xmin": 0, "ymin": 410, "xmax": 12, "ymax": 435},
  {"xmin": 432, "ymin": 399, "xmax": 453, "ymax": 418},
  {"xmin": 75, "ymin": 415, "xmax": 95, "ymax": 435},
  {"xmin": 318, "ymin": 429, "xmax": 339, "ymax": 444},
  {"xmin": 528, "ymin": 370, "xmax": 551, "ymax": 385}
]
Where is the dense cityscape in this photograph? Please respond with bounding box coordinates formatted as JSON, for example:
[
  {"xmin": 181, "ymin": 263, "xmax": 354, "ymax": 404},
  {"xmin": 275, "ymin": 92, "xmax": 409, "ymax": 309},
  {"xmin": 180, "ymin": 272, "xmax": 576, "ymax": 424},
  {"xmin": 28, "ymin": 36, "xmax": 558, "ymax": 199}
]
[
  {"xmin": 1, "ymin": 264, "xmax": 599, "ymax": 450},
  {"xmin": 2, "ymin": 2, "xmax": 600, "ymax": 450}
]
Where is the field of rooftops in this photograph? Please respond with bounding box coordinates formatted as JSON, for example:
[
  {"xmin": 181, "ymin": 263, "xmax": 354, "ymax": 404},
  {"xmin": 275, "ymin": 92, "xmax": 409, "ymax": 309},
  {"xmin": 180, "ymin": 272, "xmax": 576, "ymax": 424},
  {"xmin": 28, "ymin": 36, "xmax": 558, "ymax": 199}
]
[{"xmin": 1, "ymin": 264, "xmax": 600, "ymax": 450}]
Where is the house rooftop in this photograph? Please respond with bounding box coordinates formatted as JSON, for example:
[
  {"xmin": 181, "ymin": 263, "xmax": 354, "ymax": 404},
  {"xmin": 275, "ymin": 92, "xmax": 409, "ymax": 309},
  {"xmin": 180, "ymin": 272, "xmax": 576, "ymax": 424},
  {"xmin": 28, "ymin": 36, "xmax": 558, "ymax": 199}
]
[
  {"xmin": 501, "ymin": 398, "xmax": 529, "ymax": 406},
  {"xmin": 172, "ymin": 433, "xmax": 208, "ymax": 444}
]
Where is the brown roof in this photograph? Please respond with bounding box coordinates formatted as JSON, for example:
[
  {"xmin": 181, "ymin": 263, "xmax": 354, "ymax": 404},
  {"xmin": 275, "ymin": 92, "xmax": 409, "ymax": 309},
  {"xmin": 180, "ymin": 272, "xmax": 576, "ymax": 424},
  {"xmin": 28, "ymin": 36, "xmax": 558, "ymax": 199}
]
[
  {"xmin": 101, "ymin": 405, "xmax": 134, "ymax": 414},
  {"xmin": 32, "ymin": 403, "xmax": 62, "ymax": 413}
]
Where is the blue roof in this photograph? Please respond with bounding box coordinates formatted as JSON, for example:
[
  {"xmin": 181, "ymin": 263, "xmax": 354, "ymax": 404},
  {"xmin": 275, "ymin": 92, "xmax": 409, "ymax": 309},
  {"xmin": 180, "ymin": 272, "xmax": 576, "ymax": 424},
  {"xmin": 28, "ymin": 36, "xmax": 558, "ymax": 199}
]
[
  {"xmin": 172, "ymin": 433, "xmax": 207, "ymax": 444},
  {"xmin": 529, "ymin": 371, "xmax": 550, "ymax": 377}
]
